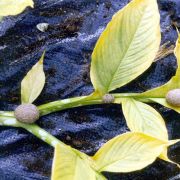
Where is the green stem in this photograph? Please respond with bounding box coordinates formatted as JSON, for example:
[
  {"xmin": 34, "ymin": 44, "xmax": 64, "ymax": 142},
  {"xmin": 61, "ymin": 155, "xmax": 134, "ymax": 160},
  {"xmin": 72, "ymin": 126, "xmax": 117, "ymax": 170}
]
[
  {"xmin": 0, "ymin": 115, "xmax": 22, "ymax": 127},
  {"xmin": 0, "ymin": 93, "xmax": 155, "ymax": 118},
  {"xmin": 38, "ymin": 93, "xmax": 154, "ymax": 116},
  {"xmin": 112, "ymin": 93, "xmax": 140, "ymax": 97},
  {"xmin": 20, "ymin": 123, "xmax": 64, "ymax": 148},
  {"xmin": 0, "ymin": 111, "xmax": 14, "ymax": 117},
  {"xmin": 0, "ymin": 115, "xmax": 64, "ymax": 148},
  {"xmin": 38, "ymin": 95, "xmax": 103, "ymax": 116},
  {"xmin": 0, "ymin": 115, "xmax": 86, "ymax": 159},
  {"xmin": 113, "ymin": 94, "xmax": 155, "ymax": 103}
]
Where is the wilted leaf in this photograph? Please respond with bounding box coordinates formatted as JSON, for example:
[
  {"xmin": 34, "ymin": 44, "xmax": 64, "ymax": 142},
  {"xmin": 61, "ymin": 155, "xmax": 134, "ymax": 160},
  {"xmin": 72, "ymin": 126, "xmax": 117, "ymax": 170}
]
[
  {"xmin": 93, "ymin": 132, "xmax": 165, "ymax": 173},
  {"xmin": 122, "ymin": 98, "xmax": 168, "ymax": 140},
  {"xmin": 51, "ymin": 144, "xmax": 106, "ymax": 180},
  {"xmin": 0, "ymin": 0, "xmax": 34, "ymax": 16},
  {"xmin": 90, "ymin": 0, "xmax": 161, "ymax": 95},
  {"xmin": 21, "ymin": 52, "xmax": 45, "ymax": 104}
]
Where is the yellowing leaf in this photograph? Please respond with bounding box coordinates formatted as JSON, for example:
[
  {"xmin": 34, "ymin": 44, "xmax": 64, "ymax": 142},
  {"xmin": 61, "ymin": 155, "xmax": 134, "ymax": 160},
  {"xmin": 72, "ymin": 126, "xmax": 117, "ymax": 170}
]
[
  {"xmin": 136, "ymin": 31, "xmax": 180, "ymax": 112},
  {"xmin": 122, "ymin": 98, "xmax": 170, "ymax": 163},
  {"xmin": 51, "ymin": 144, "xmax": 106, "ymax": 180},
  {"xmin": 122, "ymin": 98, "xmax": 180, "ymax": 165},
  {"xmin": 149, "ymin": 98, "xmax": 180, "ymax": 113},
  {"xmin": 93, "ymin": 132, "xmax": 165, "ymax": 173},
  {"xmin": 0, "ymin": 0, "xmax": 34, "ymax": 16},
  {"xmin": 90, "ymin": 0, "xmax": 161, "ymax": 95},
  {"xmin": 159, "ymin": 141, "xmax": 180, "ymax": 168},
  {"xmin": 21, "ymin": 52, "xmax": 45, "ymax": 104},
  {"xmin": 122, "ymin": 98, "xmax": 168, "ymax": 141},
  {"xmin": 159, "ymin": 148, "xmax": 175, "ymax": 164}
]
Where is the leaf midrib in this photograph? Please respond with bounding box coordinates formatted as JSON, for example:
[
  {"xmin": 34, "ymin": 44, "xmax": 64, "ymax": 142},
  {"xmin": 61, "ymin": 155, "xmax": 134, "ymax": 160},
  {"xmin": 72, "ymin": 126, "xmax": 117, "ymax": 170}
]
[{"xmin": 107, "ymin": 4, "xmax": 148, "ymax": 92}]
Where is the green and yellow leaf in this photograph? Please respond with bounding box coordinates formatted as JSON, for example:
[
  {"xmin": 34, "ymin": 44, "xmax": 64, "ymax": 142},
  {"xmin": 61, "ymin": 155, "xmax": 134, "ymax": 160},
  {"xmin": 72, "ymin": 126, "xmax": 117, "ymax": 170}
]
[
  {"xmin": 90, "ymin": 0, "xmax": 161, "ymax": 95},
  {"xmin": 93, "ymin": 132, "xmax": 166, "ymax": 173},
  {"xmin": 122, "ymin": 98, "xmax": 180, "ymax": 166},
  {"xmin": 149, "ymin": 98, "xmax": 180, "ymax": 113},
  {"xmin": 21, "ymin": 52, "xmax": 45, "ymax": 104},
  {"xmin": 122, "ymin": 98, "xmax": 168, "ymax": 140},
  {"xmin": 52, "ymin": 144, "xmax": 106, "ymax": 180},
  {"xmin": 0, "ymin": 0, "xmax": 34, "ymax": 16},
  {"xmin": 137, "ymin": 31, "xmax": 180, "ymax": 112}
]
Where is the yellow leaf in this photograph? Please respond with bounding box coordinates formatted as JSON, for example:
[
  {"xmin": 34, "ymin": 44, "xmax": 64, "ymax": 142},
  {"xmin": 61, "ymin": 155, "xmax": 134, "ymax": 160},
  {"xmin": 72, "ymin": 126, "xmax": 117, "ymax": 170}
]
[
  {"xmin": 122, "ymin": 98, "xmax": 168, "ymax": 141},
  {"xmin": 168, "ymin": 139, "xmax": 180, "ymax": 146},
  {"xmin": 149, "ymin": 98, "xmax": 180, "ymax": 113},
  {"xmin": 122, "ymin": 98, "xmax": 170, "ymax": 163},
  {"xmin": 90, "ymin": 0, "xmax": 161, "ymax": 95},
  {"xmin": 159, "ymin": 148, "xmax": 176, "ymax": 164},
  {"xmin": 0, "ymin": 0, "xmax": 34, "ymax": 16},
  {"xmin": 93, "ymin": 132, "xmax": 166, "ymax": 173},
  {"xmin": 160, "ymin": 141, "xmax": 180, "ymax": 168},
  {"xmin": 136, "ymin": 31, "xmax": 180, "ymax": 112},
  {"xmin": 51, "ymin": 144, "xmax": 106, "ymax": 180},
  {"xmin": 122, "ymin": 98, "xmax": 180, "ymax": 165},
  {"xmin": 21, "ymin": 52, "xmax": 45, "ymax": 104}
]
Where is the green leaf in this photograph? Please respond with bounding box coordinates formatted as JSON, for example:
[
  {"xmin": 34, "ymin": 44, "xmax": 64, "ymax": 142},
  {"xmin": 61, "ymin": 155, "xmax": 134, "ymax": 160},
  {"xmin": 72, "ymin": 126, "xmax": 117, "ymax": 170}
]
[
  {"xmin": 21, "ymin": 52, "xmax": 45, "ymax": 104},
  {"xmin": 90, "ymin": 0, "xmax": 161, "ymax": 95},
  {"xmin": 136, "ymin": 31, "xmax": 180, "ymax": 112},
  {"xmin": 122, "ymin": 98, "xmax": 168, "ymax": 140},
  {"xmin": 51, "ymin": 144, "xmax": 106, "ymax": 180},
  {"xmin": 93, "ymin": 132, "xmax": 165, "ymax": 173},
  {"xmin": 0, "ymin": 0, "xmax": 34, "ymax": 16}
]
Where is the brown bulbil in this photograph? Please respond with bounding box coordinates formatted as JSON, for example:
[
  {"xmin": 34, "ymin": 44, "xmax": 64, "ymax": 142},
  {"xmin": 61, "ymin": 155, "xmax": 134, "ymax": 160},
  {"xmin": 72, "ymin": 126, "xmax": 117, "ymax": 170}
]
[
  {"xmin": 14, "ymin": 104, "xmax": 40, "ymax": 123},
  {"xmin": 166, "ymin": 89, "xmax": 180, "ymax": 107}
]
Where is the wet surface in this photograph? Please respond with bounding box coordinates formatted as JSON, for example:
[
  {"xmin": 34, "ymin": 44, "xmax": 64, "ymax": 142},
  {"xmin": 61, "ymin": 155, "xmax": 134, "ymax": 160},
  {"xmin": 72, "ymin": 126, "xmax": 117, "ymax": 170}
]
[{"xmin": 0, "ymin": 0, "xmax": 180, "ymax": 179}]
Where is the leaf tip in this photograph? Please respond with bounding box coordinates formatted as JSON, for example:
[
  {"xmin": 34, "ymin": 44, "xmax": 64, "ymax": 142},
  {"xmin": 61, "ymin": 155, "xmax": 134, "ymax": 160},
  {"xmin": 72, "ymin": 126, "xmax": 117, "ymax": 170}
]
[
  {"xmin": 39, "ymin": 51, "xmax": 46, "ymax": 64},
  {"xmin": 30, "ymin": 0, "xmax": 34, "ymax": 8}
]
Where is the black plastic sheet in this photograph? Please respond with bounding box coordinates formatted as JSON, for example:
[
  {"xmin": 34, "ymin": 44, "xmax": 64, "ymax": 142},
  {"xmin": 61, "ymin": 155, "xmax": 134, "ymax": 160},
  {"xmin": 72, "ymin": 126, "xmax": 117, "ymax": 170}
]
[{"xmin": 0, "ymin": 0, "xmax": 179, "ymax": 179}]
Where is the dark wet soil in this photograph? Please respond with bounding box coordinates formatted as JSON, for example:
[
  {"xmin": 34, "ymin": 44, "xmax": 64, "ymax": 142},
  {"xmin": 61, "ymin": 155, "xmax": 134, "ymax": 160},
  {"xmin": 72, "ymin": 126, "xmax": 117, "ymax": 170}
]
[{"xmin": 0, "ymin": 0, "xmax": 180, "ymax": 179}]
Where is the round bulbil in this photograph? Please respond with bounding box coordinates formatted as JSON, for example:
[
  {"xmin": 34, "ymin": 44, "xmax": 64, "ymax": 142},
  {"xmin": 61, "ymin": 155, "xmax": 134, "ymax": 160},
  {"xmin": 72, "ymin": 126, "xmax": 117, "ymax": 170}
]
[
  {"xmin": 14, "ymin": 104, "xmax": 40, "ymax": 124},
  {"xmin": 166, "ymin": 89, "xmax": 180, "ymax": 107},
  {"xmin": 102, "ymin": 94, "xmax": 115, "ymax": 104}
]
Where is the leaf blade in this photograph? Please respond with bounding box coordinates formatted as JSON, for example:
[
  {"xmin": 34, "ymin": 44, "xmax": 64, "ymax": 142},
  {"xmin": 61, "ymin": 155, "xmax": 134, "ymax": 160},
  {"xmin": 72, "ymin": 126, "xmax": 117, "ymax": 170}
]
[
  {"xmin": 21, "ymin": 52, "xmax": 45, "ymax": 104},
  {"xmin": 134, "ymin": 32, "xmax": 180, "ymax": 113},
  {"xmin": 122, "ymin": 98, "xmax": 168, "ymax": 141},
  {"xmin": 51, "ymin": 144, "xmax": 105, "ymax": 180},
  {"xmin": 93, "ymin": 132, "xmax": 165, "ymax": 173},
  {"xmin": 90, "ymin": 0, "xmax": 161, "ymax": 94},
  {"xmin": 0, "ymin": 0, "xmax": 34, "ymax": 16}
]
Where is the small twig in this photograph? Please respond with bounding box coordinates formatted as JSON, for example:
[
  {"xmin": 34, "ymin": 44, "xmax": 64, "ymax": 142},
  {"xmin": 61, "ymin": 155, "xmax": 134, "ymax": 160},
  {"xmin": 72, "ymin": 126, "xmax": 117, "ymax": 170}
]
[{"xmin": 154, "ymin": 41, "xmax": 174, "ymax": 62}]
